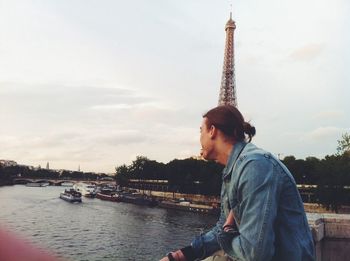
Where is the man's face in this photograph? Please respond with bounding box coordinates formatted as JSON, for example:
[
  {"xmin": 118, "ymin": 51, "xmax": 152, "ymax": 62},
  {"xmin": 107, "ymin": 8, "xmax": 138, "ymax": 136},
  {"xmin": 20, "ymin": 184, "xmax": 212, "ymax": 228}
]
[{"xmin": 200, "ymin": 118, "xmax": 215, "ymax": 160}]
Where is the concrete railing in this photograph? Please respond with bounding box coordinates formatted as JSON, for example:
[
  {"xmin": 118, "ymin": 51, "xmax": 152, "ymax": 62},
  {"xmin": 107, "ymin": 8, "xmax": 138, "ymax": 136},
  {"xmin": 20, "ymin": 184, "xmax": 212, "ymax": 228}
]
[{"xmin": 307, "ymin": 213, "xmax": 350, "ymax": 261}]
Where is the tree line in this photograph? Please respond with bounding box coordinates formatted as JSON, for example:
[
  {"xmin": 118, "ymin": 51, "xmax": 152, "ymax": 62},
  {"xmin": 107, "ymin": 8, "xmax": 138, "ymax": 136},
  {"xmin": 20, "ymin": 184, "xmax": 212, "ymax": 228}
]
[
  {"xmin": 115, "ymin": 156, "xmax": 224, "ymax": 195},
  {"xmin": 0, "ymin": 164, "xmax": 109, "ymax": 184},
  {"xmin": 1, "ymin": 133, "xmax": 349, "ymax": 211},
  {"xmin": 116, "ymin": 133, "xmax": 350, "ymax": 211}
]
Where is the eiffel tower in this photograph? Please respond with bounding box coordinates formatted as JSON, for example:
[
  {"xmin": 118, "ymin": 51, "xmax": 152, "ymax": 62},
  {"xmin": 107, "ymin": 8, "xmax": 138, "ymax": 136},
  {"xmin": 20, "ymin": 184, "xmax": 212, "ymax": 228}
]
[{"xmin": 218, "ymin": 12, "xmax": 237, "ymax": 107}]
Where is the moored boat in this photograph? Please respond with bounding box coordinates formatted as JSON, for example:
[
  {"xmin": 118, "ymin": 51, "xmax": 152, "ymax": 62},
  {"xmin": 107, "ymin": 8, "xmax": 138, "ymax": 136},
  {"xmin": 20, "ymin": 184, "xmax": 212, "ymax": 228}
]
[
  {"xmin": 73, "ymin": 183, "xmax": 97, "ymax": 197},
  {"xmin": 118, "ymin": 192, "xmax": 158, "ymax": 207},
  {"xmin": 61, "ymin": 182, "xmax": 74, "ymax": 187},
  {"xmin": 60, "ymin": 189, "xmax": 82, "ymax": 203},
  {"xmin": 96, "ymin": 191, "xmax": 121, "ymax": 202},
  {"xmin": 159, "ymin": 200, "xmax": 219, "ymax": 215},
  {"xmin": 26, "ymin": 182, "xmax": 49, "ymax": 187},
  {"xmin": 96, "ymin": 186, "xmax": 122, "ymax": 202}
]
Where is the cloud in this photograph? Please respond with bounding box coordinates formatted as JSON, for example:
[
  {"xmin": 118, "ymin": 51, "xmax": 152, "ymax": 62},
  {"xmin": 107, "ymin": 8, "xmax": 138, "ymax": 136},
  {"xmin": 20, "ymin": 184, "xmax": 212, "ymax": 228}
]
[
  {"xmin": 0, "ymin": 81, "xmax": 163, "ymax": 130},
  {"xmin": 177, "ymin": 149, "xmax": 197, "ymax": 159},
  {"xmin": 314, "ymin": 110, "xmax": 345, "ymax": 120},
  {"xmin": 90, "ymin": 104, "xmax": 133, "ymax": 110},
  {"xmin": 0, "ymin": 80, "xmax": 201, "ymax": 172},
  {"xmin": 95, "ymin": 130, "xmax": 148, "ymax": 146},
  {"xmin": 303, "ymin": 127, "xmax": 344, "ymax": 141},
  {"xmin": 290, "ymin": 43, "xmax": 324, "ymax": 61},
  {"xmin": 0, "ymin": 82, "xmax": 146, "ymax": 108},
  {"xmin": 0, "ymin": 129, "xmax": 149, "ymax": 168},
  {"xmin": 1, "ymin": 1, "xmax": 349, "ymax": 172},
  {"xmin": 90, "ymin": 102, "xmax": 175, "ymax": 114}
]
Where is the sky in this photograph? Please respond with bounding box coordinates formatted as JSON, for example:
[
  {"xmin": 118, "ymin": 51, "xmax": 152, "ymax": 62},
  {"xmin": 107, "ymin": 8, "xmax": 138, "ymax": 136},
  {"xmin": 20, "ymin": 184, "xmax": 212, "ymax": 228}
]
[{"xmin": 0, "ymin": 0, "xmax": 349, "ymax": 173}]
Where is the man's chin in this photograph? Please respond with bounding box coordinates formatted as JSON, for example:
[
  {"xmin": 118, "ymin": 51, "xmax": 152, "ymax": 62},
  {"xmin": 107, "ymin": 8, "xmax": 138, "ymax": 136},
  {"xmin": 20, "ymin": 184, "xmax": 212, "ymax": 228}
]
[{"xmin": 201, "ymin": 153, "xmax": 211, "ymax": 161}]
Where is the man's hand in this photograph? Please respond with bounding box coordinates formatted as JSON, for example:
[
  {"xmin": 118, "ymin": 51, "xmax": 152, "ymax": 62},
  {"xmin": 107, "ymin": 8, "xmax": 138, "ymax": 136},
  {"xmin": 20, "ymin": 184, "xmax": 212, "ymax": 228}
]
[
  {"xmin": 159, "ymin": 250, "xmax": 186, "ymax": 261},
  {"xmin": 223, "ymin": 210, "xmax": 237, "ymax": 232}
]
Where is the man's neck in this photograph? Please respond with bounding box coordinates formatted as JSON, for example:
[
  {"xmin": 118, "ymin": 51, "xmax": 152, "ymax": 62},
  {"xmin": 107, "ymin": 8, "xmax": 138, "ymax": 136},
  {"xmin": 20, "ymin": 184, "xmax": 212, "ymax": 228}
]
[{"xmin": 216, "ymin": 142, "xmax": 234, "ymax": 166}]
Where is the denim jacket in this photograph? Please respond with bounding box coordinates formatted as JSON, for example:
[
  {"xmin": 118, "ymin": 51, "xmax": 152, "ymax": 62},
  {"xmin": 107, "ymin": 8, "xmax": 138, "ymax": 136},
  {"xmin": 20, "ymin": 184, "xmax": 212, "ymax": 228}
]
[{"xmin": 191, "ymin": 142, "xmax": 315, "ymax": 261}]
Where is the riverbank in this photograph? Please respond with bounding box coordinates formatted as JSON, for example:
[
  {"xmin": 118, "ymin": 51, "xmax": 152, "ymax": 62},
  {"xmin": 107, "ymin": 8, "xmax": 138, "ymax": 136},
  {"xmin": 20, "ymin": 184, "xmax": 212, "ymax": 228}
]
[
  {"xmin": 2, "ymin": 183, "xmax": 349, "ymax": 214},
  {"xmin": 0, "ymin": 180, "xmax": 13, "ymax": 186},
  {"xmin": 304, "ymin": 203, "xmax": 350, "ymax": 214},
  {"xmin": 133, "ymin": 188, "xmax": 350, "ymax": 214}
]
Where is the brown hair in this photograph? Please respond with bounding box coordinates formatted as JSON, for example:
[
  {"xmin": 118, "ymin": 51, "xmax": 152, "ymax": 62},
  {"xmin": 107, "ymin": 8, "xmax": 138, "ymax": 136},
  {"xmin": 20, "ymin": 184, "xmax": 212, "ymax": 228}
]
[{"xmin": 203, "ymin": 105, "xmax": 256, "ymax": 142}]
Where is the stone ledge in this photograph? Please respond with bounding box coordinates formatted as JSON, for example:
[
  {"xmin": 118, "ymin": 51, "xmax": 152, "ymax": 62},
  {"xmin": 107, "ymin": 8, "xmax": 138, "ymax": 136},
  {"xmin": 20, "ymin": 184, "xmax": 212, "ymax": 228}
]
[{"xmin": 307, "ymin": 213, "xmax": 350, "ymax": 241}]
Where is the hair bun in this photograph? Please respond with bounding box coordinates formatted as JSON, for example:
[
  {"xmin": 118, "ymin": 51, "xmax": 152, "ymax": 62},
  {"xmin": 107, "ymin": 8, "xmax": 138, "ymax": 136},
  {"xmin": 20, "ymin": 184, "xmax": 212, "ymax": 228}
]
[{"xmin": 243, "ymin": 122, "xmax": 256, "ymax": 141}]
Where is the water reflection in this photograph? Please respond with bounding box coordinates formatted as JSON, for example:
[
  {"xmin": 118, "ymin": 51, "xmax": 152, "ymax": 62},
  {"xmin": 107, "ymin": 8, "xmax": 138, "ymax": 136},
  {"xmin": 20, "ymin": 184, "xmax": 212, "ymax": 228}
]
[{"xmin": 0, "ymin": 185, "xmax": 217, "ymax": 260}]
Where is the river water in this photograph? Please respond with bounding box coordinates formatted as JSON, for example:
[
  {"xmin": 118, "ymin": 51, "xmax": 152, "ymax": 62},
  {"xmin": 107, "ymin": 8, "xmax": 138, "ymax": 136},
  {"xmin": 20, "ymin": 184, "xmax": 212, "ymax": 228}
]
[{"xmin": 0, "ymin": 185, "xmax": 217, "ymax": 261}]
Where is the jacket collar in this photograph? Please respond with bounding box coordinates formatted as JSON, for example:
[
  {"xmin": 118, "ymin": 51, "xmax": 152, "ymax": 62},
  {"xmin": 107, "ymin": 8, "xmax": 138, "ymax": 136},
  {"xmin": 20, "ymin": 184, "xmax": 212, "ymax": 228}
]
[{"xmin": 222, "ymin": 141, "xmax": 247, "ymax": 180}]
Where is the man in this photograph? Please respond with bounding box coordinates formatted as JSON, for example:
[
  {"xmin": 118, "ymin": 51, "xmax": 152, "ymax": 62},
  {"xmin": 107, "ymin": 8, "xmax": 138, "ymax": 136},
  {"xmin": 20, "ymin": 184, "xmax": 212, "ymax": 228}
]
[{"xmin": 160, "ymin": 105, "xmax": 315, "ymax": 261}]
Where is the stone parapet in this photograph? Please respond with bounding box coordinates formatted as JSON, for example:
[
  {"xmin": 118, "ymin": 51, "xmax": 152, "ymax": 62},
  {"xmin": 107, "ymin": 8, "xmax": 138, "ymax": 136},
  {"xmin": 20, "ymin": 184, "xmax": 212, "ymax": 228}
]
[{"xmin": 307, "ymin": 213, "xmax": 350, "ymax": 261}]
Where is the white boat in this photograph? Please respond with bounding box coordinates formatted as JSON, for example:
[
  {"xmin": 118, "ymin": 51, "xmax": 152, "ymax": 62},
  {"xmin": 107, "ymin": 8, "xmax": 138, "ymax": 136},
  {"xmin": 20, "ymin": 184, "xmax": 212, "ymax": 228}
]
[
  {"xmin": 61, "ymin": 182, "xmax": 74, "ymax": 187},
  {"xmin": 73, "ymin": 183, "xmax": 97, "ymax": 197},
  {"xmin": 26, "ymin": 182, "xmax": 49, "ymax": 187},
  {"xmin": 60, "ymin": 189, "xmax": 82, "ymax": 203}
]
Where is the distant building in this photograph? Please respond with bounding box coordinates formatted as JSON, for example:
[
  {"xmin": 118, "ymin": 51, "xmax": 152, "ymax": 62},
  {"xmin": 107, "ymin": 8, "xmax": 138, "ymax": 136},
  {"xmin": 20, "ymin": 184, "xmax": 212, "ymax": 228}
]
[
  {"xmin": 0, "ymin": 160, "xmax": 18, "ymax": 167},
  {"xmin": 190, "ymin": 155, "xmax": 205, "ymax": 161}
]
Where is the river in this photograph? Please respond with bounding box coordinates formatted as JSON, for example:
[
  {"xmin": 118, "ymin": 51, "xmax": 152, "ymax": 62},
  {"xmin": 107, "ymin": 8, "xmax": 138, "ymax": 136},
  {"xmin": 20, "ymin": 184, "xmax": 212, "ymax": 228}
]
[{"xmin": 0, "ymin": 185, "xmax": 217, "ymax": 261}]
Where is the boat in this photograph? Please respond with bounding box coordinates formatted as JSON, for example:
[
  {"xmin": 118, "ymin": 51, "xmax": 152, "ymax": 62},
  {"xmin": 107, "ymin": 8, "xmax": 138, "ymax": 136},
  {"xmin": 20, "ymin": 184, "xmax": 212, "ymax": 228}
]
[
  {"xmin": 59, "ymin": 189, "xmax": 82, "ymax": 203},
  {"xmin": 73, "ymin": 183, "xmax": 97, "ymax": 197},
  {"xmin": 96, "ymin": 191, "xmax": 120, "ymax": 202},
  {"xmin": 61, "ymin": 182, "xmax": 74, "ymax": 187},
  {"xmin": 26, "ymin": 182, "xmax": 49, "ymax": 187},
  {"xmin": 159, "ymin": 200, "xmax": 220, "ymax": 215},
  {"xmin": 96, "ymin": 186, "xmax": 120, "ymax": 202},
  {"xmin": 96, "ymin": 184, "xmax": 117, "ymax": 194},
  {"xmin": 118, "ymin": 192, "xmax": 158, "ymax": 207}
]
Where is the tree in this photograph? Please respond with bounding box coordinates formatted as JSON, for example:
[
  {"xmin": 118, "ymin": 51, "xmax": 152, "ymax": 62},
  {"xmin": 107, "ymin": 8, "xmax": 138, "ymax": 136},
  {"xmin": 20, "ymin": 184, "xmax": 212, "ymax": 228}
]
[
  {"xmin": 315, "ymin": 154, "xmax": 350, "ymax": 212},
  {"xmin": 337, "ymin": 132, "xmax": 350, "ymax": 156},
  {"xmin": 115, "ymin": 164, "xmax": 129, "ymax": 186},
  {"xmin": 129, "ymin": 156, "xmax": 149, "ymax": 179}
]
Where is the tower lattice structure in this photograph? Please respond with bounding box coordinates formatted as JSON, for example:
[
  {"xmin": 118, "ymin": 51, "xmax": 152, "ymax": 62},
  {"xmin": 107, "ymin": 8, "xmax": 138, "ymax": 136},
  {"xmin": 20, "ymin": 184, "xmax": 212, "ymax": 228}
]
[{"xmin": 218, "ymin": 12, "xmax": 237, "ymax": 107}]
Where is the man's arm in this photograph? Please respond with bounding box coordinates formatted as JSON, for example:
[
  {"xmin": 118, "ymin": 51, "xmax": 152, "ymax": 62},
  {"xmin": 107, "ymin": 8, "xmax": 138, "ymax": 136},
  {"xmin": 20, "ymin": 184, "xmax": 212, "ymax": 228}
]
[
  {"xmin": 159, "ymin": 203, "xmax": 227, "ymax": 261},
  {"xmin": 190, "ymin": 209, "xmax": 226, "ymax": 259},
  {"xmin": 217, "ymin": 159, "xmax": 279, "ymax": 261}
]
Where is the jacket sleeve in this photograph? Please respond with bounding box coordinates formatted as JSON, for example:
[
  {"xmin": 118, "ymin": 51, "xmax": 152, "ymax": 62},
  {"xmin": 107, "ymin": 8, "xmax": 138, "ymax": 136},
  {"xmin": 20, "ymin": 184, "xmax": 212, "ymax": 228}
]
[
  {"xmin": 217, "ymin": 158, "xmax": 279, "ymax": 261},
  {"xmin": 190, "ymin": 202, "xmax": 226, "ymax": 259}
]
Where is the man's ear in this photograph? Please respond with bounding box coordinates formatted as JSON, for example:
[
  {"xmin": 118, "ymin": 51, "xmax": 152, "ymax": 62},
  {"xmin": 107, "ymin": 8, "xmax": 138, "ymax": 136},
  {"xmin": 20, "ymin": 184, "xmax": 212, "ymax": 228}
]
[{"xmin": 209, "ymin": 125, "xmax": 218, "ymax": 139}]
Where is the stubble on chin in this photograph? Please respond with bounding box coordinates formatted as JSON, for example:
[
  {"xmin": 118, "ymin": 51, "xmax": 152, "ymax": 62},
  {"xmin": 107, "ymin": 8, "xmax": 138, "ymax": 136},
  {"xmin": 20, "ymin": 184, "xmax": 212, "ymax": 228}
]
[{"xmin": 201, "ymin": 150, "xmax": 211, "ymax": 161}]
